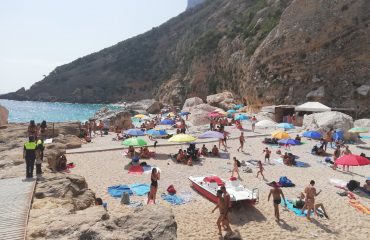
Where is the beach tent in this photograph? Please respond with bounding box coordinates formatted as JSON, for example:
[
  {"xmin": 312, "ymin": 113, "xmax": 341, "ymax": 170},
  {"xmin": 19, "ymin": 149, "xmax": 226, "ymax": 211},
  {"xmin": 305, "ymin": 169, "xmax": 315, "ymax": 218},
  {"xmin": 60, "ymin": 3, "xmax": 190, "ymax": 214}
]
[{"xmin": 295, "ymin": 102, "xmax": 331, "ymax": 112}]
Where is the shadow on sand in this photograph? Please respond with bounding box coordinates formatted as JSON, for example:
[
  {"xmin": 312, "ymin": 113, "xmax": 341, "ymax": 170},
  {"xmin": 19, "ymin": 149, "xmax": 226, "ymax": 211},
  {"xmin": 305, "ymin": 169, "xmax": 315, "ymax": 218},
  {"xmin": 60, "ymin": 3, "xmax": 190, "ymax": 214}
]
[
  {"xmin": 277, "ymin": 219, "xmax": 298, "ymax": 231},
  {"xmin": 311, "ymin": 219, "xmax": 338, "ymax": 234},
  {"xmin": 228, "ymin": 204, "xmax": 267, "ymax": 226}
]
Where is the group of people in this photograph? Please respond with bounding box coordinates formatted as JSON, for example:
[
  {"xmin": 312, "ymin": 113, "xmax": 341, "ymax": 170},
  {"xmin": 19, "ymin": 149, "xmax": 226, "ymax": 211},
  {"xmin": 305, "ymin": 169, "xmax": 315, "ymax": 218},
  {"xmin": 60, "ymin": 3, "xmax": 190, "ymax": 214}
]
[{"xmin": 79, "ymin": 119, "xmax": 105, "ymax": 141}]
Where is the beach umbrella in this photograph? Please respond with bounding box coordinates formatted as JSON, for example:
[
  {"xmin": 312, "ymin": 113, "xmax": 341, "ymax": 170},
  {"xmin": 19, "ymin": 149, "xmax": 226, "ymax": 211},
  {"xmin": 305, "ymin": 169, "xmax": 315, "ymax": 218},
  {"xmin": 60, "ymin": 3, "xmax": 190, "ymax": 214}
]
[
  {"xmin": 145, "ymin": 129, "xmax": 167, "ymax": 136},
  {"xmin": 198, "ymin": 130, "xmax": 224, "ymax": 139},
  {"xmin": 271, "ymin": 130, "xmax": 291, "ymax": 139},
  {"xmin": 348, "ymin": 127, "xmax": 369, "ymax": 133},
  {"xmin": 168, "ymin": 134, "xmax": 197, "ymax": 143},
  {"xmin": 256, "ymin": 120, "xmax": 276, "ymax": 128},
  {"xmin": 124, "ymin": 129, "xmax": 145, "ymax": 136},
  {"xmin": 302, "ymin": 131, "xmax": 322, "ymax": 139},
  {"xmin": 208, "ymin": 111, "xmax": 223, "ymax": 118},
  {"xmin": 277, "ymin": 123, "xmax": 294, "ymax": 129},
  {"xmin": 227, "ymin": 109, "xmax": 236, "ymax": 113},
  {"xmin": 160, "ymin": 119, "xmax": 176, "ymax": 125},
  {"xmin": 180, "ymin": 111, "xmax": 191, "ymax": 116},
  {"xmin": 335, "ymin": 154, "xmax": 370, "ymax": 166},
  {"xmin": 122, "ymin": 138, "xmax": 147, "ymax": 147},
  {"xmin": 168, "ymin": 112, "xmax": 176, "ymax": 117},
  {"xmin": 234, "ymin": 114, "xmax": 249, "ymax": 121},
  {"xmin": 134, "ymin": 114, "xmax": 146, "ymax": 119},
  {"xmin": 278, "ymin": 138, "xmax": 299, "ymax": 145},
  {"xmin": 234, "ymin": 104, "xmax": 244, "ymax": 109}
]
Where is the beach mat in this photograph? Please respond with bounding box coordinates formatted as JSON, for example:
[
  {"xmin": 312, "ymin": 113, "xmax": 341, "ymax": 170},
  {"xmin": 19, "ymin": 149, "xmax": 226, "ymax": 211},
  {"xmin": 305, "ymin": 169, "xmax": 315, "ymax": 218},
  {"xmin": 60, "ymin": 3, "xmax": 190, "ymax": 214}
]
[
  {"xmin": 108, "ymin": 185, "xmax": 133, "ymax": 198},
  {"xmin": 282, "ymin": 199, "xmax": 312, "ymax": 217},
  {"xmin": 349, "ymin": 200, "xmax": 370, "ymax": 214},
  {"xmin": 246, "ymin": 160, "xmax": 259, "ymax": 166},
  {"xmin": 295, "ymin": 161, "xmax": 309, "ymax": 168},
  {"xmin": 129, "ymin": 183, "xmax": 150, "ymax": 196},
  {"xmin": 273, "ymin": 158, "xmax": 284, "ymax": 165},
  {"xmin": 161, "ymin": 194, "xmax": 186, "ymax": 205},
  {"xmin": 128, "ymin": 165, "xmax": 144, "ymax": 175},
  {"xmin": 359, "ymin": 136, "xmax": 370, "ymax": 139}
]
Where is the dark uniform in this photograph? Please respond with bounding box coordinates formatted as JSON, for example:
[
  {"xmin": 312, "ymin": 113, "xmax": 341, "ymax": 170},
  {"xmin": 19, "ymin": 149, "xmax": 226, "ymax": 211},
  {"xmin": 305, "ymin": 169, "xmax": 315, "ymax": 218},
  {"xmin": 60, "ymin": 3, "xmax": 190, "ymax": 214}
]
[{"xmin": 24, "ymin": 138, "xmax": 37, "ymax": 178}]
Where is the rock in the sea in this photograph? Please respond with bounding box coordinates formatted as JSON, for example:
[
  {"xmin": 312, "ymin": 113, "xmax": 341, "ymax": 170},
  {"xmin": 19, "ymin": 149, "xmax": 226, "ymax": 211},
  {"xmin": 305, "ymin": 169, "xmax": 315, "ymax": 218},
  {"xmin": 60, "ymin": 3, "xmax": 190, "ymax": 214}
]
[
  {"xmin": 182, "ymin": 97, "xmax": 204, "ymax": 112},
  {"xmin": 354, "ymin": 119, "xmax": 370, "ymax": 128},
  {"xmin": 0, "ymin": 105, "xmax": 9, "ymax": 126},
  {"xmin": 207, "ymin": 91, "xmax": 236, "ymax": 110},
  {"xmin": 28, "ymin": 204, "xmax": 177, "ymax": 240},
  {"xmin": 188, "ymin": 104, "xmax": 218, "ymax": 126},
  {"xmin": 303, "ymin": 111, "xmax": 354, "ymax": 139}
]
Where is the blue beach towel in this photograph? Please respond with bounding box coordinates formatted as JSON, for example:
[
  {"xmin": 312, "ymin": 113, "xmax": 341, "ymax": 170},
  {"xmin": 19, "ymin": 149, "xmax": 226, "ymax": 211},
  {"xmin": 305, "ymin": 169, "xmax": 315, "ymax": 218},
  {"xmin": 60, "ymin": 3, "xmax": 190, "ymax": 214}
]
[
  {"xmin": 295, "ymin": 161, "xmax": 309, "ymax": 168},
  {"xmin": 161, "ymin": 194, "xmax": 185, "ymax": 205},
  {"xmin": 360, "ymin": 136, "xmax": 370, "ymax": 139},
  {"xmin": 108, "ymin": 185, "xmax": 133, "ymax": 198},
  {"xmin": 129, "ymin": 183, "xmax": 150, "ymax": 196},
  {"xmin": 282, "ymin": 199, "xmax": 313, "ymax": 217}
]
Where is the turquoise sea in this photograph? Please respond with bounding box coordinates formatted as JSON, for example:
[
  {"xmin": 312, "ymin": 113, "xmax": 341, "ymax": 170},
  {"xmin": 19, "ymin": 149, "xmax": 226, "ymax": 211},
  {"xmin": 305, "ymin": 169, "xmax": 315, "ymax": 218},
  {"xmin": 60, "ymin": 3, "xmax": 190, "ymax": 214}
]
[{"xmin": 0, "ymin": 99, "xmax": 119, "ymax": 123}]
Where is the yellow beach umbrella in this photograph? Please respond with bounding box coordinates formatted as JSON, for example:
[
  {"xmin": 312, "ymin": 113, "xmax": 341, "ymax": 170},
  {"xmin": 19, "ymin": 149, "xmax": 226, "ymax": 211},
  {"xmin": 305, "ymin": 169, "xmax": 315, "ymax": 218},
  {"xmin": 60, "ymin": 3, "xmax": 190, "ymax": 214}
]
[
  {"xmin": 271, "ymin": 130, "xmax": 291, "ymax": 139},
  {"xmin": 168, "ymin": 112, "xmax": 176, "ymax": 117},
  {"xmin": 168, "ymin": 134, "xmax": 197, "ymax": 143},
  {"xmin": 134, "ymin": 114, "xmax": 146, "ymax": 119}
]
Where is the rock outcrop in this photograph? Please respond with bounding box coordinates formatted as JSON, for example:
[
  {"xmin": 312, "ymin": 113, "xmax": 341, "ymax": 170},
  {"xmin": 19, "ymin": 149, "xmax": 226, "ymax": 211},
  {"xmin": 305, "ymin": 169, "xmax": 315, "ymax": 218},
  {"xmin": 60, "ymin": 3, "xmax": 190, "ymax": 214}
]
[
  {"xmin": 188, "ymin": 103, "xmax": 218, "ymax": 126},
  {"xmin": 187, "ymin": 0, "xmax": 205, "ymax": 10},
  {"xmin": 206, "ymin": 91, "xmax": 236, "ymax": 110},
  {"xmin": 28, "ymin": 204, "xmax": 177, "ymax": 240},
  {"xmin": 2, "ymin": 0, "xmax": 369, "ymax": 117},
  {"xmin": 354, "ymin": 119, "xmax": 370, "ymax": 128},
  {"xmin": 182, "ymin": 97, "xmax": 204, "ymax": 111},
  {"xmin": 0, "ymin": 105, "xmax": 8, "ymax": 126},
  {"xmin": 303, "ymin": 111, "xmax": 354, "ymax": 139}
]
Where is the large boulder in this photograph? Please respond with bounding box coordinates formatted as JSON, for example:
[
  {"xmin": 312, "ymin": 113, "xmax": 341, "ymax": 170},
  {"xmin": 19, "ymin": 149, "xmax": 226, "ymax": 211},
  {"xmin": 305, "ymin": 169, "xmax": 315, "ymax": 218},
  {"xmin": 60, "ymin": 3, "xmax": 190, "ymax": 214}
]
[
  {"xmin": 52, "ymin": 122, "xmax": 80, "ymax": 137},
  {"xmin": 354, "ymin": 119, "xmax": 370, "ymax": 128},
  {"xmin": 45, "ymin": 143, "xmax": 66, "ymax": 171},
  {"xmin": 303, "ymin": 111, "xmax": 354, "ymax": 139},
  {"xmin": 0, "ymin": 105, "xmax": 9, "ymax": 126},
  {"xmin": 256, "ymin": 112, "xmax": 275, "ymax": 121},
  {"xmin": 126, "ymin": 99, "xmax": 162, "ymax": 114},
  {"xmin": 182, "ymin": 97, "xmax": 204, "ymax": 112},
  {"xmin": 188, "ymin": 104, "xmax": 218, "ymax": 126},
  {"xmin": 146, "ymin": 101, "xmax": 162, "ymax": 114},
  {"xmin": 28, "ymin": 204, "xmax": 177, "ymax": 240},
  {"xmin": 206, "ymin": 91, "xmax": 236, "ymax": 110},
  {"xmin": 111, "ymin": 111, "xmax": 133, "ymax": 130},
  {"xmin": 53, "ymin": 134, "xmax": 82, "ymax": 149}
]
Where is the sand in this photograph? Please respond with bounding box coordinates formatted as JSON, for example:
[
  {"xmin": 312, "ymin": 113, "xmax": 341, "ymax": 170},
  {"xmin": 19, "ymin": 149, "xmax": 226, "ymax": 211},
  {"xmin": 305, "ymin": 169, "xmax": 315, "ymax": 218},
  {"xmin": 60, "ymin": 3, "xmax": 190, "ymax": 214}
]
[{"xmin": 67, "ymin": 124, "xmax": 370, "ymax": 240}]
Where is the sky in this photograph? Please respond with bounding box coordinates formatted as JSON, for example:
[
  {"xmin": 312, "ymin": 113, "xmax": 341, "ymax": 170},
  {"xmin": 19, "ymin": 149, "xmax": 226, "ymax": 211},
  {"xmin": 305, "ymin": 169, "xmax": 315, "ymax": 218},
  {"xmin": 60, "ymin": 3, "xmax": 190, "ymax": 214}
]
[{"xmin": 0, "ymin": 0, "xmax": 187, "ymax": 94}]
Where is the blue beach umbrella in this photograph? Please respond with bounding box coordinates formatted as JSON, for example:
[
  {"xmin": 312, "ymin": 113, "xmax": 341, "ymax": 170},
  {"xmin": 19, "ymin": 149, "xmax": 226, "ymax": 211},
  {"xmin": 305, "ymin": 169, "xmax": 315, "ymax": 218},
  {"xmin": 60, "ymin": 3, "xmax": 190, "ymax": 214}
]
[
  {"xmin": 302, "ymin": 131, "xmax": 322, "ymax": 139},
  {"xmin": 278, "ymin": 138, "xmax": 299, "ymax": 145},
  {"xmin": 234, "ymin": 104, "xmax": 244, "ymax": 109},
  {"xmin": 234, "ymin": 114, "xmax": 249, "ymax": 121},
  {"xmin": 277, "ymin": 123, "xmax": 294, "ymax": 129},
  {"xmin": 160, "ymin": 119, "xmax": 176, "ymax": 125},
  {"xmin": 145, "ymin": 129, "xmax": 168, "ymax": 136},
  {"xmin": 227, "ymin": 109, "xmax": 236, "ymax": 113},
  {"xmin": 124, "ymin": 129, "xmax": 145, "ymax": 136},
  {"xmin": 333, "ymin": 129, "xmax": 344, "ymax": 141},
  {"xmin": 180, "ymin": 111, "xmax": 191, "ymax": 116}
]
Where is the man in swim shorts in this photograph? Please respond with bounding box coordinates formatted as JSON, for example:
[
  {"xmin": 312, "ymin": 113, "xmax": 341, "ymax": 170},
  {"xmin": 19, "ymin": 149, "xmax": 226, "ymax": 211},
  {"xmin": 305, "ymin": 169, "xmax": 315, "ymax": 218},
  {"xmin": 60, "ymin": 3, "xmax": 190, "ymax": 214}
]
[
  {"xmin": 268, "ymin": 181, "xmax": 286, "ymax": 221},
  {"xmin": 303, "ymin": 180, "xmax": 321, "ymax": 220}
]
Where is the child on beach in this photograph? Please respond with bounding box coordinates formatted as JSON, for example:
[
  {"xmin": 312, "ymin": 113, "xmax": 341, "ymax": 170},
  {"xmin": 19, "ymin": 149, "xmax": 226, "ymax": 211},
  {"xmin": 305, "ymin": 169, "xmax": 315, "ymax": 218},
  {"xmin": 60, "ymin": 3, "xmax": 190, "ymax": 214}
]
[
  {"xmin": 268, "ymin": 181, "xmax": 286, "ymax": 221},
  {"xmin": 231, "ymin": 157, "xmax": 241, "ymax": 179},
  {"xmin": 211, "ymin": 190, "xmax": 231, "ymax": 236},
  {"xmin": 256, "ymin": 161, "xmax": 265, "ymax": 179},
  {"xmin": 263, "ymin": 147, "xmax": 271, "ymax": 164},
  {"xmin": 237, "ymin": 132, "xmax": 245, "ymax": 152}
]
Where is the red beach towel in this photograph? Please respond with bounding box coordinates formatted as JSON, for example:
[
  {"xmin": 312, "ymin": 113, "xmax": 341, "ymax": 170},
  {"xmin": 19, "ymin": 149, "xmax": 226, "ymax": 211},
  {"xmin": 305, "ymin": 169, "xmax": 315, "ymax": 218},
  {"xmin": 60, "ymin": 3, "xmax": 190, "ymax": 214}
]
[
  {"xmin": 128, "ymin": 165, "xmax": 144, "ymax": 175},
  {"xmin": 204, "ymin": 176, "xmax": 224, "ymax": 186}
]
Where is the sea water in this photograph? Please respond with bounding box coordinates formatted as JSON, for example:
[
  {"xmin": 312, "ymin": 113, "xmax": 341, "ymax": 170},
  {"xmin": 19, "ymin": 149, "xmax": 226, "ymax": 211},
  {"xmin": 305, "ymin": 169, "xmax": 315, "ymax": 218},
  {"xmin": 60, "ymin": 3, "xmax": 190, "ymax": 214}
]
[{"xmin": 0, "ymin": 99, "xmax": 120, "ymax": 123}]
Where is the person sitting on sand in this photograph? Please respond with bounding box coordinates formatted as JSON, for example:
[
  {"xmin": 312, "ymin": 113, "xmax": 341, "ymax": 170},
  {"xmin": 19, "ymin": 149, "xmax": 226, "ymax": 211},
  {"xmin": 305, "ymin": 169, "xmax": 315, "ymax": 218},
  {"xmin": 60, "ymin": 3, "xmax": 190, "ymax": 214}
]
[
  {"xmin": 263, "ymin": 147, "xmax": 271, "ymax": 164},
  {"xmin": 299, "ymin": 192, "xmax": 329, "ymax": 219},
  {"xmin": 295, "ymin": 134, "xmax": 301, "ymax": 143},
  {"xmin": 212, "ymin": 145, "xmax": 220, "ymax": 157},
  {"xmin": 362, "ymin": 178, "xmax": 370, "ymax": 194},
  {"xmin": 231, "ymin": 157, "xmax": 241, "ymax": 179},
  {"xmin": 201, "ymin": 144, "xmax": 208, "ymax": 157},
  {"xmin": 282, "ymin": 152, "xmax": 292, "ymax": 166},
  {"xmin": 256, "ymin": 160, "xmax": 265, "ymax": 179},
  {"xmin": 128, "ymin": 145, "xmax": 135, "ymax": 158},
  {"xmin": 140, "ymin": 147, "xmax": 150, "ymax": 159},
  {"xmin": 268, "ymin": 181, "xmax": 286, "ymax": 221},
  {"xmin": 211, "ymin": 190, "xmax": 232, "ymax": 236}
]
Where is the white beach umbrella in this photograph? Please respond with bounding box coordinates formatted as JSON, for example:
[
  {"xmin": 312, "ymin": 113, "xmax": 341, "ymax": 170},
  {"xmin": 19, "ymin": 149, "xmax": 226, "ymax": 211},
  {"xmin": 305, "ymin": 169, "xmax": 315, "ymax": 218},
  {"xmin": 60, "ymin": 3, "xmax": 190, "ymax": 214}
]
[{"xmin": 256, "ymin": 120, "xmax": 277, "ymax": 128}]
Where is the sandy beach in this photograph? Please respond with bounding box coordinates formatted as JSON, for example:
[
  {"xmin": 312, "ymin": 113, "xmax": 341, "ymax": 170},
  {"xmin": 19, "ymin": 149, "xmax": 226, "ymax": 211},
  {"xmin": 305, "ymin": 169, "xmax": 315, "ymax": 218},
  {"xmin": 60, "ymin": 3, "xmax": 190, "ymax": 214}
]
[{"xmin": 67, "ymin": 123, "xmax": 370, "ymax": 240}]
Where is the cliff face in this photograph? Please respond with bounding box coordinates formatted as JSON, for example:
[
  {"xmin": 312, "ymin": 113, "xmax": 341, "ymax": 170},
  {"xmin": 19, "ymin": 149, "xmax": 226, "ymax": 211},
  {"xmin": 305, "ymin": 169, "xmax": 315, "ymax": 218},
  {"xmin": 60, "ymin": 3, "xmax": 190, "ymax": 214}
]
[
  {"xmin": 187, "ymin": 0, "xmax": 205, "ymax": 9},
  {"xmin": 1, "ymin": 0, "xmax": 370, "ymax": 116}
]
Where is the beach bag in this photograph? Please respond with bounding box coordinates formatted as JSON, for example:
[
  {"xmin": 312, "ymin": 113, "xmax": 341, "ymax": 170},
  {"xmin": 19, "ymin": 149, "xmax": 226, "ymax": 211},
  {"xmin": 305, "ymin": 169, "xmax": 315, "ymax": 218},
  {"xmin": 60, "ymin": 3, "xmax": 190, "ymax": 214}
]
[
  {"xmin": 121, "ymin": 192, "xmax": 130, "ymax": 205},
  {"xmin": 279, "ymin": 176, "xmax": 294, "ymax": 187},
  {"xmin": 293, "ymin": 200, "xmax": 304, "ymax": 209},
  {"xmin": 167, "ymin": 185, "xmax": 176, "ymax": 195},
  {"xmin": 347, "ymin": 180, "xmax": 360, "ymax": 192}
]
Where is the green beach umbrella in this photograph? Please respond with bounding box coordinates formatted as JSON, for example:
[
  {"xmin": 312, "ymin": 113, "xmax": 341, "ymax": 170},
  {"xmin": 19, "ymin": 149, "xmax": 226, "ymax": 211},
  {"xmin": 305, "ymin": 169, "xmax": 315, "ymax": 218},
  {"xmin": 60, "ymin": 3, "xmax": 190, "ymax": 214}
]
[
  {"xmin": 348, "ymin": 127, "xmax": 369, "ymax": 133},
  {"xmin": 122, "ymin": 137, "xmax": 147, "ymax": 147}
]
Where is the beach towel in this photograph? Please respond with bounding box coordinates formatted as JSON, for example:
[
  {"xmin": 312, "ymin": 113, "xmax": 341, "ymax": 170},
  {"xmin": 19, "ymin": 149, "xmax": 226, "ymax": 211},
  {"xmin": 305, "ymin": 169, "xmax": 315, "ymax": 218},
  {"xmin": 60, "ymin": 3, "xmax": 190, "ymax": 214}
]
[
  {"xmin": 349, "ymin": 200, "xmax": 370, "ymax": 214},
  {"xmin": 360, "ymin": 136, "xmax": 370, "ymax": 139},
  {"xmin": 219, "ymin": 152, "xmax": 230, "ymax": 159},
  {"xmin": 161, "ymin": 194, "xmax": 185, "ymax": 205},
  {"xmin": 295, "ymin": 161, "xmax": 309, "ymax": 168},
  {"xmin": 108, "ymin": 185, "xmax": 133, "ymax": 198},
  {"xmin": 273, "ymin": 158, "xmax": 284, "ymax": 165},
  {"xmin": 204, "ymin": 176, "xmax": 224, "ymax": 186},
  {"xmin": 282, "ymin": 199, "xmax": 312, "ymax": 217},
  {"xmin": 247, "ymin": 160, "xmax": 259, "ymax": 166},
  {"xmin": 329, "ymin": 178, "xmax": 347, "ymax": 188},
  {"xmin": 279, "ymin": 176, "xmax": 295, "ymax": 187},
  {"xmin": 129, "ymin": 183, "xmax": 150, "ymax": 196},
  {"xmin": 128, "ymin": 165, "xmax": 144, "ymax": 175}
]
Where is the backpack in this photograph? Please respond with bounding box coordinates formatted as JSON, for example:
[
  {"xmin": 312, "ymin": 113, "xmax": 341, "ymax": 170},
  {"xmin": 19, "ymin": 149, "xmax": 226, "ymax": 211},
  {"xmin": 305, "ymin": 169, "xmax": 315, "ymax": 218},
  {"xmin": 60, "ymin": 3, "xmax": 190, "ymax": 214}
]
[
  {"xmin": 347, "ymin": 180, "xmax": 360, "ymax": 192},
  {"xmin": 167, "ymin": 185, "xmax": 177, "ymax": 195},
  {"xmin": 279, "ymin": 176, "xmax": 294, "ymax": 187},
  {"xmin": 121, "ymin": 192, "xmax": 130, "ymax": 205}
]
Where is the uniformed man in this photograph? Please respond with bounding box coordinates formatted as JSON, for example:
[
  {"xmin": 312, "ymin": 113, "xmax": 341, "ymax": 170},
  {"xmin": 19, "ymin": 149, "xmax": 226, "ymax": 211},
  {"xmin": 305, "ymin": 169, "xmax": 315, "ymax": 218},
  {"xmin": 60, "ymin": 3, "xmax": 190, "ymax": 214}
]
[{"xmin": 23, "ymin": 136, "xmax": 37, "ymax": 178}]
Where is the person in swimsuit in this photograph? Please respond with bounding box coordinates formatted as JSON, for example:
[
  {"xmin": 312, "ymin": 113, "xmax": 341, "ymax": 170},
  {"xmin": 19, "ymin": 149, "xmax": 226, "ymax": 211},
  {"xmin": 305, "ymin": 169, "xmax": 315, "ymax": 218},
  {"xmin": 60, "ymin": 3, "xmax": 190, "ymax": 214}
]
[
  {"xmin": 268, "ymin": 181, "xmax": 286, "ymax": 221},
  {"xmin": 39, "ymin": 120, "xmax": 48, "ymax": 140},
  {"xmin": 251, "ymin": 116, "xmax": 257, "ymax": 132},
  {"xmin": 263, "ymin": 147, "xmax": 271, "ymax": 164},
  {"xmin": 147, "ymin": 168, "xmax": 160, "ymax": 204},
  {"xmin": 220, "ymin": 186, "xmax": 232, "ymax": 232},
  {"xmin": 237, "ymin": 132, "xmax": 245, "ymax": 152},
  {"xmin": 28, "ymin": 120, "xmax": 38, "ymax": 139},
  {"xmin": 211, "ymin": 190, "xmax": 231, "ymax": 236},
  {"xmin": 302, "ymin": 180, "xmax": 321, "ymax": 220},
  {"xmin": 231, "ymin": 157, "xmax": 241, "ymax": 179},
  {"xmin": 256, "ymin": 161, "xmax": 265, "ymax": 179},
  {"xmin": 341, "ymin": 145, "xmax": 351, "ymax": 171}
]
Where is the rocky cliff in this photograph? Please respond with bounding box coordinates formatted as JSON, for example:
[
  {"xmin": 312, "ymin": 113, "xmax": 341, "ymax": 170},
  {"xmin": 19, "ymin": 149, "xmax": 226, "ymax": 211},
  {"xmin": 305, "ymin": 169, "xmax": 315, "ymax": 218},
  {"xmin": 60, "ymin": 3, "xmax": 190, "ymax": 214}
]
[
  {"xmin": 187, "ymin": 0, "xmax": 205, "ymax": 9},
  {"xmin": 1, "ymin": 0, "xmax": 369, "ymax": 116}
]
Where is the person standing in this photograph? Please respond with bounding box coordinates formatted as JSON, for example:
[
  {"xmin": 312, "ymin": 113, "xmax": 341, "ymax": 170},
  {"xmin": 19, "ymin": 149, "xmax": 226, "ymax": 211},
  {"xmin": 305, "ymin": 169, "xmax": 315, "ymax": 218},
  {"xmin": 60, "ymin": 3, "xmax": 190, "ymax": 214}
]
[
  {"xmin": 302, "ymin": 180, "xmax": 321, "ymax": 220},
  {"xmin": 251, "ymin": 116, "xmax": 257, "ymax": 132},
  {"xmin": 211, "ymin": 190, "xmax": 231, "ymax": 236},
  {"xmin": 39, "ymin": 120, "xmax": 48, "ymax": 140},
  {"xmin": 27, "ymin": 120, "xmax": 38, "ymax": 139},
  {"xmin": 220, "ymin": 186, "xmax": 232, "ymax": 232},
  {"xmin": 341, "ymin": 145, "xmax": 351, "ymax": 171},
  {"xmin": 256, "ymin": 161, "xmax": 265, "ymax": 179},
  {"xmin": 35, "ymin": 139, "xmax": 45, "ymax": 178},
  {"xmin": 237, "ymin": 132, "xmax": 245, "ymax": 152},
  {"xmin": 23, "ymin": 136, "xmax": 37, "ymax": 179},
  {"xmin": 263, "ymin": 147, "xmax": 271, "ymax": 164},
  {"xmin": 147, "ymin": 168, "xmax": 160, "ymax": 204},
  {"xmin": 98, "ymin": 120, "xmax": 104, "ymax": 137},
  {"xmin": 268, "ymin": 181, "xmax": 286, "ymax": 221}
]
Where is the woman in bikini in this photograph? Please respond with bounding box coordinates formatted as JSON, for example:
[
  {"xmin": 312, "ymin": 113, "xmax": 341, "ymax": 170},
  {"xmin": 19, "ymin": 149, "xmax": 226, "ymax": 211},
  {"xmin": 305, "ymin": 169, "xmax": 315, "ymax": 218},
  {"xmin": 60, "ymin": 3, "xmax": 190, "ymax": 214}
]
[
  {"xmin": 147, "ymin": 168, "xmax": 160, "ymax": 204},
  {"xmin": 237, "ymin": 132, "xmax": 245, "ymax": 152},
  {"xmin": 231, "ymin": 157, "xmax": 241, "ymax": 179},
  {"xmin": 211, "ymin": 190, "xmax": 231, "ymax": 236},
  {"xmin": 28, "ymin": 120, "xmax": 38, "ymax": 139}
]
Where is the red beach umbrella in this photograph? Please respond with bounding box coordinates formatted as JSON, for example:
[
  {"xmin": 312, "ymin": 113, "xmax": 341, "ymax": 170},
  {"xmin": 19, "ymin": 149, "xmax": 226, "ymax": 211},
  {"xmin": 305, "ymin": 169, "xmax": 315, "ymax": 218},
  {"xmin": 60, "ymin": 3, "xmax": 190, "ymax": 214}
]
[{"xmin": 335, "ymin": 154, "xmax": 370, "ymax": 166}]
